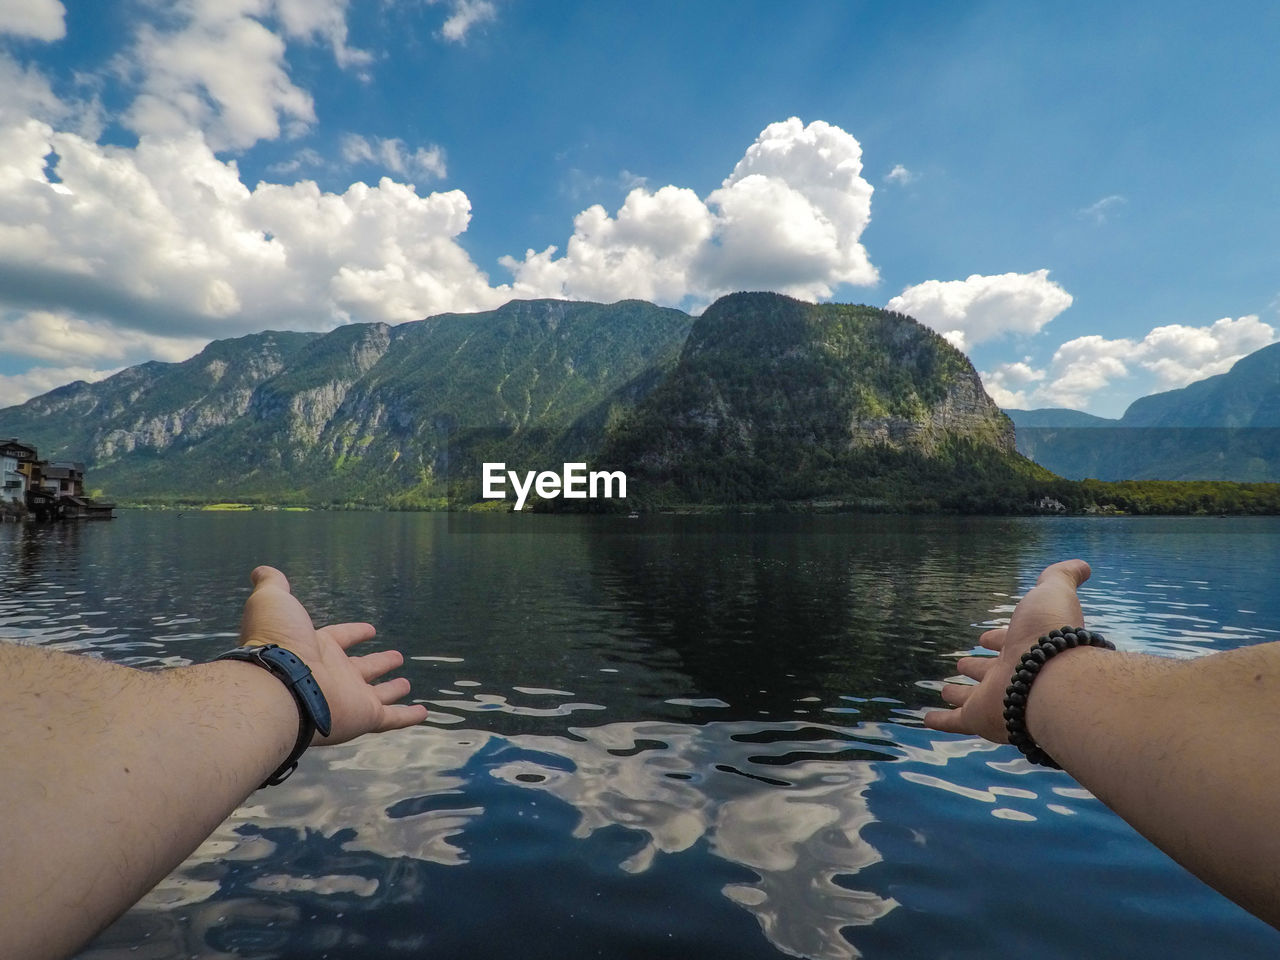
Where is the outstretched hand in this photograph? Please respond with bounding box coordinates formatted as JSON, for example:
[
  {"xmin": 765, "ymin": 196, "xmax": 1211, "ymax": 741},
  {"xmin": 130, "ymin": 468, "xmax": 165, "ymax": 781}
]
[
  {"xmin": 924, "ymin": 559, "xmax": 1091, "ymax": 743},
  {"xmin": 238, "ymin": 565, "xmax": 428, "ymax": 744}
]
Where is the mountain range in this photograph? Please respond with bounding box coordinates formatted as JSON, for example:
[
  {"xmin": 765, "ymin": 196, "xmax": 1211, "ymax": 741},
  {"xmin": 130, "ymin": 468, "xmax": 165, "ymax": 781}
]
[
  {"xmin": 1008, "ymin": 342, "xmax": 1280, "ymax": 480},
  {"xmin": 1, "ymin": 299, "xmax": 693, "ymax": 506},
  {"xmin": 0, "ymin": 293, "xmax": 1046, "ymax": 510}
]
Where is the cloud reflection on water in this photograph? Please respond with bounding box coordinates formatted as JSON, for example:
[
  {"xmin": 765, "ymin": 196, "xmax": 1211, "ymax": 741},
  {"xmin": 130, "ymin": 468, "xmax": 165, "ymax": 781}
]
[
  {"xmin": 488, "ymin": 720, "xmax": 896, "ymax": 959},
  {"xmin": 86, "ymin": 718, "xmax": 907, "ymax": 960}
]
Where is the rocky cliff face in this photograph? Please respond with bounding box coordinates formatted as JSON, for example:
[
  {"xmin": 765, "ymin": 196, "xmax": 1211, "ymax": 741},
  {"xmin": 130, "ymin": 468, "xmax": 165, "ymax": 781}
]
[
  {"xmin": 98, "ymin": 346, "xmax": 302, "ymax": 458},
  {"xmin": 4, "ymin": 333, "xmax": 318, "ymax": 465},
  {"xmin": 851, "ymin": 375, "xmax": 1015, "ymax": 452},
  {"xmin": 248, "ymin": 322, "xmax": 393, "ymax": 452}
]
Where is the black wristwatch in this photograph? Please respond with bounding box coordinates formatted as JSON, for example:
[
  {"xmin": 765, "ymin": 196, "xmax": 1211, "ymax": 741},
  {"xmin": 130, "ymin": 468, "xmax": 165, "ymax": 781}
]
[{"xmin": 215, "ymin": 643, "xmax": 333, "ymax": 787}]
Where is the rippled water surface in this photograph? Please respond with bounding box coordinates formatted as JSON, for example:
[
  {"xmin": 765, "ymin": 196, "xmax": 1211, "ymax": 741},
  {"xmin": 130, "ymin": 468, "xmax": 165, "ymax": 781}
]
[{"xmin": 4, "ymin": 512, "xmax": 1279, "ymax": 959}]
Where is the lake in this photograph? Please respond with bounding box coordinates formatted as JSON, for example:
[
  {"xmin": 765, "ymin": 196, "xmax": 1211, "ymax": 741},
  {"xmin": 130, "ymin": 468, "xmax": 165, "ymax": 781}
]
[{"xmin": 3, "ymin": 511, "xmax": 1278, "ymax": 959}]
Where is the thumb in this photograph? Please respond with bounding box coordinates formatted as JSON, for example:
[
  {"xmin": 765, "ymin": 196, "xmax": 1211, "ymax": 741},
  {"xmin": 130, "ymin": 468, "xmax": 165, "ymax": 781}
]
[
  {"xmin": 1036, "ymin": 558, "xmax": 1091, "ymax": 589},
  {"xmin": 1011, "ymin": 559, "xmax": 1091, "ymax": 641},
  {"xmin": 240, "ymin": 566, "xmax": 313, "ymax": 649},
  {"xmin": 250, "ymin": 565, "xmax": 291, "ymax": 594}
]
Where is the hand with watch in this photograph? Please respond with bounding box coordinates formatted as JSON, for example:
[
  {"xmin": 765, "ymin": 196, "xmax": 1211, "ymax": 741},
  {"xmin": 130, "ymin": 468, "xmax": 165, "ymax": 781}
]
[{"xmin": 217, "ymin": 566, "xmax": 429, "ymax": 787}]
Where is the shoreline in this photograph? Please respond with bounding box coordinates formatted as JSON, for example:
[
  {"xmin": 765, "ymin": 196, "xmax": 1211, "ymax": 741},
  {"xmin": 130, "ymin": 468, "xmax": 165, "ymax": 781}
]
[{"xmin": 99, "ymin": 499, "xmax": 1280, "ymax": 518}]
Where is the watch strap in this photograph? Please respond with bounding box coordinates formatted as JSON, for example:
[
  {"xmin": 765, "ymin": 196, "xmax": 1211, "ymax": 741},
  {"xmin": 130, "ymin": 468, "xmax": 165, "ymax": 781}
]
[{"xmin": 215, "ymin": 643, "xmax": 333, "ymax": 787}]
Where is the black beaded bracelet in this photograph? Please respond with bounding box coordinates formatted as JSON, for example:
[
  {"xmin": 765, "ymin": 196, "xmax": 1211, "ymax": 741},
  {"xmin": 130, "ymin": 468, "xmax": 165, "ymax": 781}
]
[{"xmin": 1003, "ymin": 626, "xmax": 1115, "ymax": 768}]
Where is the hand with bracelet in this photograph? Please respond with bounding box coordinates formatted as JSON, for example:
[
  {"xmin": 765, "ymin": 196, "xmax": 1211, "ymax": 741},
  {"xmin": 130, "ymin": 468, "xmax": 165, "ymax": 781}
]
[
  {"xmin": 926, "ymin": 559, "xmax": 1280, "ymax": 930},
  {"xmin": 0, "ymin": 565, "xmax": 428, "ymax": 960}
]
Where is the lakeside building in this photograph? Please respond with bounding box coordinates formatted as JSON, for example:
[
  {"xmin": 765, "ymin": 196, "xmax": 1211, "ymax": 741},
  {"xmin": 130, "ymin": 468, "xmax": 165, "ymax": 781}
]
[
  {"xmin": 2, "ymin": 439, "xmax": 35, "ymax": 508},
  {"xmin": 42, "ymin": 461, "xmax": 85, "ymax": 498},
  {"xmin": 0, "ymin": 439, "xmax": 114, "ymax": 521}
]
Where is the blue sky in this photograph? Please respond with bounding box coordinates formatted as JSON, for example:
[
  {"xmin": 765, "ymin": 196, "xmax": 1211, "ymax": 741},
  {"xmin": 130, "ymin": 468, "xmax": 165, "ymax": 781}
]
[{"xmin": 0, "ymin": 0, "xmax": 1277, "ymax": 417}]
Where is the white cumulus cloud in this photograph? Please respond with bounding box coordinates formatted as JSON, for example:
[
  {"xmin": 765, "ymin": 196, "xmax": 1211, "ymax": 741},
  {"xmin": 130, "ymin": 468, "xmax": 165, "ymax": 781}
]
[
  {"xmin": 340, "ymin": 134, "xmax": 447, "ymax": 180},
  {"xmin": 121, "ymin": 1, "xmax": 372, "ymax": 152},
  {"xmin": 0, "ymin": 51, "xmax": 104, "ymax": 140},
  {"xmin": 985, "ymin": 336, "xmax": 1131, "ymax": 410},
  {"xmin": 274, "ymin": 0, "xmax": 371, "ymax": 69},
  {"xmin": 0, "ymin": 311, "xmax": 209, "ymax": 367},
  {"xmin": 884, "ymin": 164, "xmax": 915, "ymax": 185},
  {"xmin": 0, "ymin": 53, "xmax": 63, "ymax": 125},
  {"xmin": 0, "ymin": 0, "xmax": 65, "ymax": 41},
  {"xmin": 266, "ymin": 146, "xmax": 326, "ymax": 175},
  {"xmin": 1077, "ymin": 194, "xmax": 1126, "ymax": 224},
  {"xmin": 885, "ymin": 270, "xmax": 1074, "ymax": 352},
  {"xmin": 432, "ymin": 0, "xmax": 497, "ymax": 43},
  {"xmin": 503, "ymin": 117, "xmax": 879, "ymax": 306},
  {"xmin": 1136, "ymin": 315, "xmax": 1275, "ymax": 389},
  {"xmin": 0, "ymin": 365, "xmax": 121, "ymax": 409},
  {"xmin": 979, "ymin": 359, "xmax": 1047, "ymax": 409},
  {"xmin": 0, "ymin": 120, "xmax": 508, "ymax": 348},
  {"xmin": 0, "ymin": 311, "xmax": 204, "ymax": 408},
  {"xmin": 502, "ymin": 185, "xmax": 715, "ymax": 305},
  {"xmin": 981, "ymin": 315, "xmax": 1276, "ymax": 411},
  {"xmin": 124, "ymin": 8, "xmax": 315, "ymax": 150}
]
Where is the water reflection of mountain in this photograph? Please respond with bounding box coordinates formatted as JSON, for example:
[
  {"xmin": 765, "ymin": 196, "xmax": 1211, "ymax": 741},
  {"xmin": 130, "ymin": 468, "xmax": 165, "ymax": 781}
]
[
  {"xmin": 579, "ymin": 515, "xmax": 1040, "ymax": 718},
  {"xmin": 1, "ymin": 513, "xmax": 1042, "ymax": 731}
]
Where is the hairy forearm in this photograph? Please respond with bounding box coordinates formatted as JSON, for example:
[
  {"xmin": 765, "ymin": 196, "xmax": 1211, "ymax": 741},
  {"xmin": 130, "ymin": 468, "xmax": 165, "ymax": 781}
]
[
  {"xmin": 1028, "ymin": 642, "xmax": 1280, "ymax": 925},
  {"xmin": 0, "ymin": 644, "xmax": 299, "ymax": 960}
]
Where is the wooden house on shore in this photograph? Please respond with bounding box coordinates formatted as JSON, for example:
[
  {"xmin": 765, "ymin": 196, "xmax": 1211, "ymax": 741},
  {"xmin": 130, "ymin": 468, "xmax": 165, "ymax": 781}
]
[{"xmin": 1, "ymin": 439, "xmax": 114, "ymax": 521}]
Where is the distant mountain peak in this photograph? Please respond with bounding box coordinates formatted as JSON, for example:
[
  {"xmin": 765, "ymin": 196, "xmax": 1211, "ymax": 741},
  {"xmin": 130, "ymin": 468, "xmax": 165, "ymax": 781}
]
[
  {"xmin": 1008, "ymin": 338, "xmax": 1280, "ymax": 480},
  {"xmin": 1004, "ymin": 408, "xmax": 1117, "ymax": 428}
]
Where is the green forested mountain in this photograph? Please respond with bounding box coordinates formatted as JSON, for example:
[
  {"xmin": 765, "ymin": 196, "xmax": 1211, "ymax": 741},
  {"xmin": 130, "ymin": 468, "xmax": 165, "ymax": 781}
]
[
  {"xmin": 1008, "ymin": 343, "xmax": 1280, "ymax": 480},
  {"xmin": 602, "ymin": 293, "xmax": 1050, "ymax": 509},
  {"xmin": 0, "ymin": 299, "xmax": 693, "ymax": 505}
]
